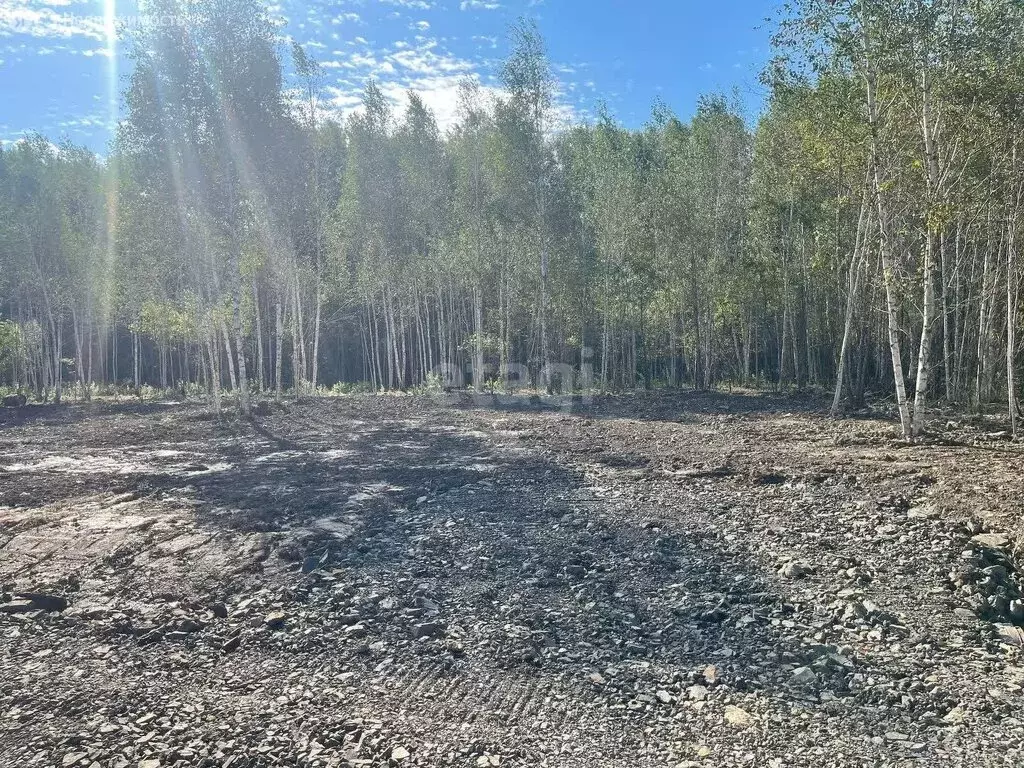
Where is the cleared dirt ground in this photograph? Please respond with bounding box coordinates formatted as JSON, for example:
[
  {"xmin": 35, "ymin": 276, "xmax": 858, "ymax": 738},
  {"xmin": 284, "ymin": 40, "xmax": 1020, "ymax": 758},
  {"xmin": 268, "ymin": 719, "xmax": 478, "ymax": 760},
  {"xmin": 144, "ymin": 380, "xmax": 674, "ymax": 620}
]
[{"xmin": 2, "ymin": 392, "xmax": 1024, "ymax": 768}]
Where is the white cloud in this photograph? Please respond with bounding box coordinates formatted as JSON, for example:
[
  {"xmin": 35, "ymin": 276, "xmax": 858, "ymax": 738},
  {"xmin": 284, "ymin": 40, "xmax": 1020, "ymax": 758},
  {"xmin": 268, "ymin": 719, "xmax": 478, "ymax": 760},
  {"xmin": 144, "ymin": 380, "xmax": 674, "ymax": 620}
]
[
  {"xmin": 412, "ymin": 20, "xmax": 430, "ymax": 30},
  {"xmin": 382, "ymin": 0, "xmax": 434, "ymax": 8},
  {"xmin": 388, "ymin": 40, "xmax": 473, "ymax": 75},
  {"xmin": 384, "ymin": 77, "xmax": 482, "ymax": 129},
  {"xmin": 459, "ymin": 0, "xmax": 501, "ymax": 10},
  {"xmin": 0, "ymin": 136, "xmax": 62, "ymax": 154},
  {"xmin": 330, "ymin": 12, "xmax": 362, "ymax": 24},
  {"xmin": 314, "ymin": 36, "xmax": 577, "ymax": 134},
  {"xmin": 58, "ymin": 111, "xmax": 105, "ymax": 128},
  {"xmin": 353, "ymin": 52, "xmax": 382, "ymax": 68},
  {"xmin": 322, "ymin": 87, "xmax": 364, "ymax": 113},
  {"xmin": 0, "ymin": 1, "xmax": 105, "ymax": 40}
]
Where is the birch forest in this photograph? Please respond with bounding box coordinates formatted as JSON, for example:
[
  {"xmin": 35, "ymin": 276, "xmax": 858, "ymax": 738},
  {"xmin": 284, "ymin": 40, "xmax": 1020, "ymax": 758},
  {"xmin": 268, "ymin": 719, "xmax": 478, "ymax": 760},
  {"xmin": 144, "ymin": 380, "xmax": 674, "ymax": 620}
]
[{"xmin": 2, "ymin": 0, "xmax": 1024, "ymax": 440}]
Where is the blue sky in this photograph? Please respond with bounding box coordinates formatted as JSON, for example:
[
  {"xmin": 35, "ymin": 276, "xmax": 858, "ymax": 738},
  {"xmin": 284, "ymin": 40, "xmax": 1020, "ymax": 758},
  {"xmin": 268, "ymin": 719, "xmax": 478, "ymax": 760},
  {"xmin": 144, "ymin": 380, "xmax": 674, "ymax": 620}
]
[{"xmin": 0, "ymin": 0, "xmax": 776, "ymax": 152}]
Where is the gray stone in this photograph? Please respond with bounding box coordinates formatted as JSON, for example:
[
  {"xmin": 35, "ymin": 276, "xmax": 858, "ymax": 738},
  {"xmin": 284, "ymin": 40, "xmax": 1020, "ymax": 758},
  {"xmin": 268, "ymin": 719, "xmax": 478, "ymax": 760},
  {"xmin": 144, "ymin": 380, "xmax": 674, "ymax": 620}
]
[
  {"xmin": 989, "ymin": 594, "xmax": 1010, "ymax": 616},
  {"xmin": 791, "ymin": 666, "xmax": 817, "ymax": 686},
  {"xmin": 996, "ymin": 624, "xmax": 1024, "ymax": 646},
  {"xmin": 983, "ymin": 565, "xmax": 1010, "ymax": 583},
  {"xmin": 413, "ymin": 621, "xmax": 446, "ymax": 639},
  {"xmin": 972, "ymin": 533, "xmax": 1010, "ymax": 550},
  {"xmin": 301, "ymin": 553, "xmax": 328, "ymax": 574},
  {"xmin": 391, "ymin": 746, "xmax": 410, "ymax": 761},
  {"xmin": 344, "ymin": 623, "xmax": 368, "ymax": 639},
  {"xmin": 0, "ymin": 600, "xmax": 34, "ymax": 615},
  {"xmin": 723, "ymin": 705, "xmax": 753, "ymax": 728},
  {"xmin": 138, "ymin": 630, "xmax": 163, "ymax": 645},
  {"xmin": 779, "ymin": 561, "xmax": 812, "ymax": 579},
  {"xmin": 1011, "ymin": 600, "xmax": 1024, "ymax": 622}
]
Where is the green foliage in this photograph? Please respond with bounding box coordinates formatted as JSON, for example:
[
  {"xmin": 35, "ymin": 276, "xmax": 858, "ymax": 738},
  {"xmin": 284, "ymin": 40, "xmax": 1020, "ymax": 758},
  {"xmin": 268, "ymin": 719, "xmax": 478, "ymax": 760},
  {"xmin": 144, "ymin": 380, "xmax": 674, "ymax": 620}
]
[
  {"xmin": 4, "ymin": 0, "xmax": 1024, "ymax": 411},
  {"xmin": 0, "ymin": 320, "xmax": 23, "ymax": 372}
]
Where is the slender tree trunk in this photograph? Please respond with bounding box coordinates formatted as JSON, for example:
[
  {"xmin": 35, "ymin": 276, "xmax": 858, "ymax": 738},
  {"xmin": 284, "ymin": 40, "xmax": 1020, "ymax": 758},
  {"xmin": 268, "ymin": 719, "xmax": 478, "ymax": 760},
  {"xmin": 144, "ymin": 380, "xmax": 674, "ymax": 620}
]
[
  {"xmin": 832, "ymin": 190, "xmax": 870, "ymax": 416},
  {"xmin": 473, "ymin": 285, "xmax": 484, "ymax": 393},
  {"xmin": 912, "ymin": 67, "xmax": 944, "ymax": 437},
  {"xmin": 205, "ymin": 322, "xmax": 221, "ymax": 416},
  {"xmin": 253, "ymin": 280, "xmax": 264, "ymax": 393},
  {"xmin": 669, "ymin": 312, "xmax": 678, "ymax": 388},
  {"xmin": 1007, "ymin": 220, "xmax": 1018, "ymax": 437},
  {"xmin": 132, "ymin": 328, "xmax": 140, "ymax": 394},
  {"xmin": 293, "ymin": 280, "xmax": 306, "ymax": 398},
  {"xmin": 424, "ymin": 291, "xmax": 435, "ymax": 376},
  {"xmin": 976, "ymin": 220, "xmax": 993, "ymax": 407},
  {"xmin": 275, "ymin": 300, "xmax": 284, "ymax": 403},
  {"xmin": 912, "ymin": 228, "xmax": 939, "ymax": 436},
  {"xmin": 54, "ymin": 322, "xmax": 63, "ymax": 404},
  {"xmin": 1007, "ymin": 144, "xmax": 1022, "ymax": 436},
  {"xmin": 312, "ymin": 281, "xmax": 322, "ymax": 393},
  {"xmin": 72, "ymin": 306, "xmax": 88, "ymax": 401},
  {"xmin": 863, "ymin": 14, "xmax": 912, "ymax": 438},
  {"xmin": 601, "ymin": 261, "xmax": 610, "ymax": 392},
  {"xmin": 221, "ymin": 318, "xmax": 238, "ymax": 393},
  {"xmin": 941, "ymin": 228, "xmax": 953, "ymax": 402}
]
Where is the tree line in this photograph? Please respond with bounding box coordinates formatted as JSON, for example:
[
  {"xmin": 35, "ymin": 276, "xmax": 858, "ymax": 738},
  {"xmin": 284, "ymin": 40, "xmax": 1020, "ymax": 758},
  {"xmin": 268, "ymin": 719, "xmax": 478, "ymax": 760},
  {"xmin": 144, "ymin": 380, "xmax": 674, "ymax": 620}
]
[{"xmin": 1, "ymin": 0, "xmax": 1023, "ymax": 438}]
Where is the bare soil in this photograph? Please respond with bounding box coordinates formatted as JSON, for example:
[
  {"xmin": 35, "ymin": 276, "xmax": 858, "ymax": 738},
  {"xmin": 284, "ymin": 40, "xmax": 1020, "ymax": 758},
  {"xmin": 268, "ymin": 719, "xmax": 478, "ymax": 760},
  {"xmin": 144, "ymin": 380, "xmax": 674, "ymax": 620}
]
[{"xmin": 2, "ymin": 392, "xmax": 1024, "ymax": 768}]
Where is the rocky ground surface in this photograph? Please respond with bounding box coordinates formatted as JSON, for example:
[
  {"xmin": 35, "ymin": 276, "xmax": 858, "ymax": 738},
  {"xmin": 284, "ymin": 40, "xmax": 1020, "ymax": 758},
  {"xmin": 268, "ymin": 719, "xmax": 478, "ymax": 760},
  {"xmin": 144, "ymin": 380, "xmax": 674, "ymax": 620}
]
[{"xmin": 2, "ymin": 391, "xmax": 1024, "ymax": 768}]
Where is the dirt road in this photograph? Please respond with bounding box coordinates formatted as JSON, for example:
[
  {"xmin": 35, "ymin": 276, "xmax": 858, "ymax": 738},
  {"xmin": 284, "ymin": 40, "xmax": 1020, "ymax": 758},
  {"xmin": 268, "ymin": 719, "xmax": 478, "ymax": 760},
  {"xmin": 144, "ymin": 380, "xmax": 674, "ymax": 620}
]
[{"xmin": 2, "ymin": 393, "xmax": 1024, "ymax": 767}]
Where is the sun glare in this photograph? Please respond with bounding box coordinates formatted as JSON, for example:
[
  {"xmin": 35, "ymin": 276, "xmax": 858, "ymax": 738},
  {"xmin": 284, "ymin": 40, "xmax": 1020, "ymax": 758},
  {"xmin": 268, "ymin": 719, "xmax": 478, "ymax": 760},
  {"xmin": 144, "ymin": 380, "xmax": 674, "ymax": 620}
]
[
  {"xmin": 103, "ymin": 0, "xmax": 117, "ymax": 122},
  {"xmin": 102, "ymin": 0, "xmax": 118, "ymax": 327}
]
